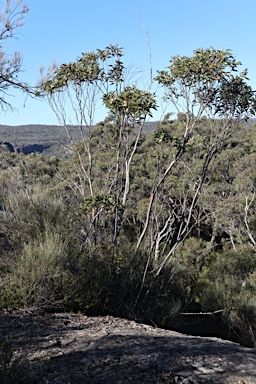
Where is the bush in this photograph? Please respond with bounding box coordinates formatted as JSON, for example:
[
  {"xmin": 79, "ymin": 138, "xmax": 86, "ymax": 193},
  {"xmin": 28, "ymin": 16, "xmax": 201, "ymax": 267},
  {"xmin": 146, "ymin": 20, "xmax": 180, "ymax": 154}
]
[{"xmin": 1, "ymin": 230, "xmax": 68, "ymax": 309}]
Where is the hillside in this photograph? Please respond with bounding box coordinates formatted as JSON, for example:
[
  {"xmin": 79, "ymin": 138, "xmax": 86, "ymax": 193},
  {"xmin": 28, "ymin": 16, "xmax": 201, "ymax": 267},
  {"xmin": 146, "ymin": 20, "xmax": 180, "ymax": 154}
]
[{"xmin": 0, "ymin": 121, "xmax": 159, "ymax": 158}]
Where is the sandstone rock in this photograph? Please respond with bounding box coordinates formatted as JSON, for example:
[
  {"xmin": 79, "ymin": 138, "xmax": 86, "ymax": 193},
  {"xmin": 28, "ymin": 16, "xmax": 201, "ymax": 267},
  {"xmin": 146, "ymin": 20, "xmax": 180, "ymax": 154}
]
[{"xmin": 0, "ymin": 311, "xmax": 255, "ymax": 383}]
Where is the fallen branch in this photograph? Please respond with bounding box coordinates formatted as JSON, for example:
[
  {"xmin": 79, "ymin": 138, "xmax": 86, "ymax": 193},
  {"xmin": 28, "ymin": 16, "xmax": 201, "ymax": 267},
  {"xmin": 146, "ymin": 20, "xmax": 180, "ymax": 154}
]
[{"xmin": 180, "ymin": 308, "xmax": 237, "ymax": 316}]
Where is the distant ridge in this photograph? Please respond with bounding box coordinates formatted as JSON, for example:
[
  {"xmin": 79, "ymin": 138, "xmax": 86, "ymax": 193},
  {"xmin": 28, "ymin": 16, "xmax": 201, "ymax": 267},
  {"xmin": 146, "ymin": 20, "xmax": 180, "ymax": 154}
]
[
  {"xmin": 0, "ymin": 121, "xmax": 159, "ymax": 157},
  {"xmin": 2, "ymin": 119, "xmax": 253, "ymax": 157}
]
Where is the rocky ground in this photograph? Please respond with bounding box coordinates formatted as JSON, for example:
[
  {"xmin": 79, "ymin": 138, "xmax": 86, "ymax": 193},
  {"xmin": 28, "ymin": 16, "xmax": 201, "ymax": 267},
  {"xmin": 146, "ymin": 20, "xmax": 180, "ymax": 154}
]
[{"xmin": 0, "ymin": 310, "xmax": 255, "ymax": 383}]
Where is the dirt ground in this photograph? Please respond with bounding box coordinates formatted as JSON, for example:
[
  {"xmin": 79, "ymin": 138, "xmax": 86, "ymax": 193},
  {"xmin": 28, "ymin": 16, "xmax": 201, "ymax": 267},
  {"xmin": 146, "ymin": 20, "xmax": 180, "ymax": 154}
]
[{"xmin": 0, "ymin": 310, "xmax": 255, "ymax": 383}]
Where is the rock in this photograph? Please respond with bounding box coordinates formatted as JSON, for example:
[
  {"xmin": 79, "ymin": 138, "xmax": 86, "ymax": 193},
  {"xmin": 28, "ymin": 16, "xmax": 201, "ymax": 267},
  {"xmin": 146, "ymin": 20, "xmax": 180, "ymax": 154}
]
[
  {"xmin": 16, "ymin": 143, "xmax": 51, "ymax": 154},
  {"xmin": 0, "ymin": 310, "xmax": 255, "ymax": 383}
]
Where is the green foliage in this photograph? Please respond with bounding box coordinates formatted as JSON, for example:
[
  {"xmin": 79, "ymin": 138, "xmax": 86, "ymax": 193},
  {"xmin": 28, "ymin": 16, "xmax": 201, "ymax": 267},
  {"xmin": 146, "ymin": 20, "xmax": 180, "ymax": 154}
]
[
  {"xmin": 156, "ymin": 47, "xmax": 256, "ymax": 119},
  {"xmin": 103, "ymin": 86, "xmax": 157, "ymax": 122},
  {"xmin": 81, "ymin": 193, "xmax": 115, "ymax": 214},
  {"xmin": 42, "ymin": 45, "xmax": 123, "ymax": 93},
  {"xmin": 42, "ymin": 46, "xmax": 157, "ymax": 127},
  {"xmin": 1, "ymin": 230, "xmax": 68, "ymax": 308},
  {"xmin": 157, "ymin": 48, "xmax": 241, "ymax": 85},
  {"xmin": 189, "ymin": 245, "xmax": 256, "ymax": 346}
]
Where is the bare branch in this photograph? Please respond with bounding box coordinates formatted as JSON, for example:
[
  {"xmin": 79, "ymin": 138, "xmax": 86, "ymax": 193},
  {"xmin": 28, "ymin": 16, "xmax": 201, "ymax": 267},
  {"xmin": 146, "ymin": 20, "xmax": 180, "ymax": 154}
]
[
  {"xmin": 0, "ymin": 1, "xmax": 38, "ymax": 111},
  {"xmin": 137, "ymin": 10, "xmax": 153, "ymax": 90},
  {"xmin": 244, "ymin": 192, "xmax": 256, "ymax": 248}
]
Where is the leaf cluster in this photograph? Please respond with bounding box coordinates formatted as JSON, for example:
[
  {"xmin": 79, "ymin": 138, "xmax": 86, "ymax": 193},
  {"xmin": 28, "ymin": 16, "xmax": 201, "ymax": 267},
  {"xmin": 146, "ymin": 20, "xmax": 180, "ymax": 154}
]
[
  {"xmin": 156, "ymin": 48, "xmax": 256, "ymax": 119},
  {"xmin": 42, "ymin": 45, "xmax": 124, "ymax": 94},
  {"xmin": 81, "ymin": 193, "xmax": 115, "ymax": 214},
  {"xmin": 103, "ymin": 86, "xmax": 157, "ymax": 122}
]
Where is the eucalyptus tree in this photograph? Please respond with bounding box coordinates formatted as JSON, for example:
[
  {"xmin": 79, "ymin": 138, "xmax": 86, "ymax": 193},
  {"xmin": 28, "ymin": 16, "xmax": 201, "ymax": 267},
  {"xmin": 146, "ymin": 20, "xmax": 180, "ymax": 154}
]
[
  {"xmin": 135, "ymin": 48, "xmax": 256, "ymax": 283},
  {"xmin": 41, "ymin": 45, "xmax": 157, "ymax": 247}
]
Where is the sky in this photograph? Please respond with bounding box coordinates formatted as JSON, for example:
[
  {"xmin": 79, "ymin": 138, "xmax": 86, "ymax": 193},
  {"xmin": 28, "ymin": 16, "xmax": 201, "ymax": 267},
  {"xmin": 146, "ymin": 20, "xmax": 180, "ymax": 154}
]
[{"xmin": 2, "ymin": 0, "xmax": 256, "ymax": 126}]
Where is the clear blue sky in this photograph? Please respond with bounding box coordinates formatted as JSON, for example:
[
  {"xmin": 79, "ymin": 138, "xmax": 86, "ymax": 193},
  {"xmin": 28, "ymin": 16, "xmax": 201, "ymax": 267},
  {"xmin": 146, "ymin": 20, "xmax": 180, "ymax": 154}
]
[{"xmin": 3, "ymin": 0, "xmax": 256, "ymax": 126}]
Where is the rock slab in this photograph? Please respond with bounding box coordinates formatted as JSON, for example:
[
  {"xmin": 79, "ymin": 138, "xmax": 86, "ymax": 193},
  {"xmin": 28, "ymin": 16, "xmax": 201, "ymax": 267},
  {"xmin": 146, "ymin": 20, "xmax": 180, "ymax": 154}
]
[{"xmin": 0, "ymin": 311, "xmax": 255, "ymax": 383}]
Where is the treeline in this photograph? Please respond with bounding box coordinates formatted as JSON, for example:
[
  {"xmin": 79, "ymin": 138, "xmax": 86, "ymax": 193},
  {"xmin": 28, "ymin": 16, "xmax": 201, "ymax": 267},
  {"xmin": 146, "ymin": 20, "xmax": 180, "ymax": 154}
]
[{"xmin": 1, "ymin": 113, "xmax": 256, "ymax": 346}]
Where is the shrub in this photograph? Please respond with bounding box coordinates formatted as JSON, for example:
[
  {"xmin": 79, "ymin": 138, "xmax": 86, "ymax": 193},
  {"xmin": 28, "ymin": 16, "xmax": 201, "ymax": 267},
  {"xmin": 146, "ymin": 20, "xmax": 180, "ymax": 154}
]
[{"xmin": 1, "ymin": 230, "xmax": 68, "ymax": 309}]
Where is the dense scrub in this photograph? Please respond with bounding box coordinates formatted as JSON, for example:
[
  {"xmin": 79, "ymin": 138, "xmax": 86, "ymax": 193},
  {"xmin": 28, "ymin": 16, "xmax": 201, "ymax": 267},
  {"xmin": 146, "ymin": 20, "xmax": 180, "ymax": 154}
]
[{"xmin": 1, "ymin": 116, "xmax": 256, "ymax": 346}]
